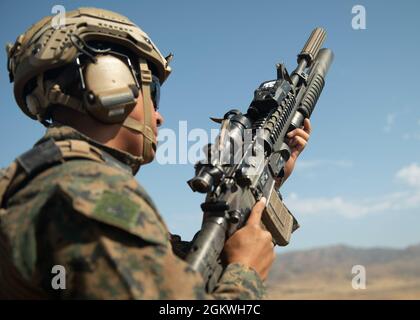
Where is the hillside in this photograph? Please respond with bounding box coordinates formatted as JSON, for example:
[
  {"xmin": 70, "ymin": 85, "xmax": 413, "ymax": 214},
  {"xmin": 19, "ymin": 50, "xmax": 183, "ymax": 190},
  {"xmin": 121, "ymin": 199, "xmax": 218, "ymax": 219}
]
[{"xmin": 266, "ymin": 244, "xmax": 420, "ymax": 299}]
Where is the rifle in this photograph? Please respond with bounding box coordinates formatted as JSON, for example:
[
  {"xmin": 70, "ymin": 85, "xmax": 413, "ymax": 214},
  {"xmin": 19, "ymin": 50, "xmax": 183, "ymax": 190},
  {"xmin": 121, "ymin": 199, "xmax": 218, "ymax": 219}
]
[{"xmin": 185, "ymin": 28, "xmax": 334, "ymax": 291}]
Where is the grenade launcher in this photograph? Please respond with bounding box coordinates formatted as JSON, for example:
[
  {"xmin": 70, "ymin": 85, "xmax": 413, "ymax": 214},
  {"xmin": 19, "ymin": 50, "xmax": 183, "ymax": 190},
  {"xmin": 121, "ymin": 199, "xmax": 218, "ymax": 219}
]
[{"xmin": 185, "ymin": 28, "xmax": 334, "ymax": 291}]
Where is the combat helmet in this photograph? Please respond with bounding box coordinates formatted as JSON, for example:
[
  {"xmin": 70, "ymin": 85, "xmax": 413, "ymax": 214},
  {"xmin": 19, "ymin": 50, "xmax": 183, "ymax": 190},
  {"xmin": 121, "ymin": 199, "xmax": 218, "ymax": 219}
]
[{"xmin": 6, "ymin": 7, "xmax": 173, "ymax": 164}]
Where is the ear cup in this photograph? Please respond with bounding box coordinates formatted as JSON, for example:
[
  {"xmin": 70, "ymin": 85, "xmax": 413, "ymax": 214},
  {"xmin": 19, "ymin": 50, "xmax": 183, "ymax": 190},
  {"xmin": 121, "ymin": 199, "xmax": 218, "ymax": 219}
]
[{"xmin": 83, "ymin": 55, "xmax": 139, "ymax": 123}]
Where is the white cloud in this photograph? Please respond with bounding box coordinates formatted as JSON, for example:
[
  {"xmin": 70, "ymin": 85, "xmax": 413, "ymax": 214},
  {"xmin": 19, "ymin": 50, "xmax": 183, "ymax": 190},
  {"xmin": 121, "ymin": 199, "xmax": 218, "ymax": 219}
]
[
  {"xmin": 297, "ymin": 159, "xmax": 353, "ymax": 171},
  {"xmin": 396, "ymin": 163, "xmax": 420, "ymax": 188},
  {"xmin": 284, "ymin": 163, "xmax": 420, "ymax": 219},
  {"xmin": 285, "ymin": 190, "xmax": 420, "ymax": 219}
]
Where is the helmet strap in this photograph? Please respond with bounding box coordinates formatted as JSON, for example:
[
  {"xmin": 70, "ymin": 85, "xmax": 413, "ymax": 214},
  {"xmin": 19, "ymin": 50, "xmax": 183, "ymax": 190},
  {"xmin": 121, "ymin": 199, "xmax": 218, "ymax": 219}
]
[{"xmin": 122, "ymin": 58, "xmax": 156, "ymax": 164}]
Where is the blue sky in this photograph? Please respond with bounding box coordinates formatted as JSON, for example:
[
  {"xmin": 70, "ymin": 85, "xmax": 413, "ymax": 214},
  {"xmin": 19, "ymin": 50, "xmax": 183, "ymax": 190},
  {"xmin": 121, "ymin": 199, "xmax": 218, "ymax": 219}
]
[{"xmin": 1, "ymin": 0, "xmax": 419, "ymax": 252}]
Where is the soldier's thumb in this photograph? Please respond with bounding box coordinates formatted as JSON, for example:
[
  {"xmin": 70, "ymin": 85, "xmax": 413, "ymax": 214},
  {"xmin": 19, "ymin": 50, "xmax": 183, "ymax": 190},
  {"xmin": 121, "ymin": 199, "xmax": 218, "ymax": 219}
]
[{"xmin": 247, "ymin": 197, "xmax": 266, "ymax": 225}]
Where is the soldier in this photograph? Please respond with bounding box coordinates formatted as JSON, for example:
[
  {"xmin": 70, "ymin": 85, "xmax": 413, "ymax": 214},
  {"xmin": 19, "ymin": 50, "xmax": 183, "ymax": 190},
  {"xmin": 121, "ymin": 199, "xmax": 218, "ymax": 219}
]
[{"xmin": 0, "ymin": 7, "xmax": 311, "ymax": 299}]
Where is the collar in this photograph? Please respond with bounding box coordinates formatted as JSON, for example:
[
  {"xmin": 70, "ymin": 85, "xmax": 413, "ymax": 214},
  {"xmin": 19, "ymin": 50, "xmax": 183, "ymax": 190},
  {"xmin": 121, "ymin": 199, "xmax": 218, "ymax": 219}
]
[{"xmin": 35, "ymin": 124, "xmax": 142, "ymax": 175}]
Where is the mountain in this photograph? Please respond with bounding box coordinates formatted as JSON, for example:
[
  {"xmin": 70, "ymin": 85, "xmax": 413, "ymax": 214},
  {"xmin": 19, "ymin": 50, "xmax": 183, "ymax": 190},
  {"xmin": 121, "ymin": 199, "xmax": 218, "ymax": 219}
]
[{"xmin": 266, "ymin": 244, "xmax": 420, "ymax": 299}]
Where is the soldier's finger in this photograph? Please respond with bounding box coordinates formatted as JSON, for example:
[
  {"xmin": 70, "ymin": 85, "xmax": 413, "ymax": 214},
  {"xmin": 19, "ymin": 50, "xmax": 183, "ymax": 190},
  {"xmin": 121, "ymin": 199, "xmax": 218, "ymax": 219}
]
[
  {"xmin": 288, "ymin": 137, "xmax": 298, "ymax": 148},
  {"xmin": 303, "ymin": 118, "xmax": 312, "ymax": 135},
  {"xmin": 286, "ymin": 129, "xmax": 297, "ymax": 138},
  {"xmin": 247, "ymin": 197, "xmax": 267, "ymax": 225},
  {"xmin": 293, "ymin": 136, "xmax": 307, "ymax": 152},
  {"xmin": 287, "ymin": 128, "xmax": 309, "ymax": 142}
]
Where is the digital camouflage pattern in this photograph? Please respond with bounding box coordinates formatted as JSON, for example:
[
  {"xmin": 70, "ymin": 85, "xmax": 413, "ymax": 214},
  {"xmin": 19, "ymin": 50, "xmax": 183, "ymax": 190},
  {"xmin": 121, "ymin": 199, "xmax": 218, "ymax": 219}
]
[{"xmin": 0, "ymin": 125, "xmax": 265, "ymax": 299}]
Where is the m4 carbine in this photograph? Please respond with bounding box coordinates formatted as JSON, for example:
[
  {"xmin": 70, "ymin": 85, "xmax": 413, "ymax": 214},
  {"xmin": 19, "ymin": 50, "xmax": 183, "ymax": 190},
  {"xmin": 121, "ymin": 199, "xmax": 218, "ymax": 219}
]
[{"xmin": 185, "ymin": 28, "xmax": 334, "ymax": 292}]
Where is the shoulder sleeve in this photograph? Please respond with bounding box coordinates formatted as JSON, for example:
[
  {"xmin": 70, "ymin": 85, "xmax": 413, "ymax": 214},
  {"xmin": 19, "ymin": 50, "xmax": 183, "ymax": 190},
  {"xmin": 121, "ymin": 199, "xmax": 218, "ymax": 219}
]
[
  {"xmin": 38, "ymin": 210, "xmax": 265, "ymax": 299},
  {"xmin": 25, "ymin": 160, "xmax": 265, "ymax": 299},
  {"xmin": 53, "ymin": 160, "xmax": 169, "ymax": 245}
]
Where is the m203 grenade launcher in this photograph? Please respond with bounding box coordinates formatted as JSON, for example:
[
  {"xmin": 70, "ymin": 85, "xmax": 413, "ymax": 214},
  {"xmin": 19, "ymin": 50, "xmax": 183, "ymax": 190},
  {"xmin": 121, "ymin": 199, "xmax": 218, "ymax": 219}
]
[{"xmin": 186, "ymin": 28, "xmax": 334, "ymax": 291}]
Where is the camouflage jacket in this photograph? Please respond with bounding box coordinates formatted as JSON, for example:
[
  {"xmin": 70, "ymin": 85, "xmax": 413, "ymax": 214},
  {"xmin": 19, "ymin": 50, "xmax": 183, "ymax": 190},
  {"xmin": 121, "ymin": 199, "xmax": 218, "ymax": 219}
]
[{"xmin": 0, "ymin": 125, "xmax": 265, "ymax": 299}]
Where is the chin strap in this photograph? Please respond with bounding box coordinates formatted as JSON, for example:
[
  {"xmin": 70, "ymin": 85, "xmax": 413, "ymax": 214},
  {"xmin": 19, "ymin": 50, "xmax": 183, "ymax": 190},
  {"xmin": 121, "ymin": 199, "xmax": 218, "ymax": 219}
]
[{"xmin": 121, "ymin": 58, "xmax": 156, "ymax": 164}]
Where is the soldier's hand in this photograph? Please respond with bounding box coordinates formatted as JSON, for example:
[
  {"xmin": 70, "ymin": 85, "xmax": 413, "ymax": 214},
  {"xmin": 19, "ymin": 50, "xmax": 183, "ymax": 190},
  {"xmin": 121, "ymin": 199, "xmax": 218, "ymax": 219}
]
[
  {"xmin": 223, "ymin": 198, "xmax": 275, "ymax": 281},
  {"xmin": 280, "ymin": 118, "xmax": 312, "ymax": 185}
]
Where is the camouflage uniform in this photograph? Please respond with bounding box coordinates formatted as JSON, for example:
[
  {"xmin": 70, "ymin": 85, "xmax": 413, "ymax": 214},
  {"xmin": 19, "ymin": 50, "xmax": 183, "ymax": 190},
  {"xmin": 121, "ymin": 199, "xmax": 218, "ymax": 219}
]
[{"xmin": 0, "ymin": 125, "xmax": 265, "ymax": 299}]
